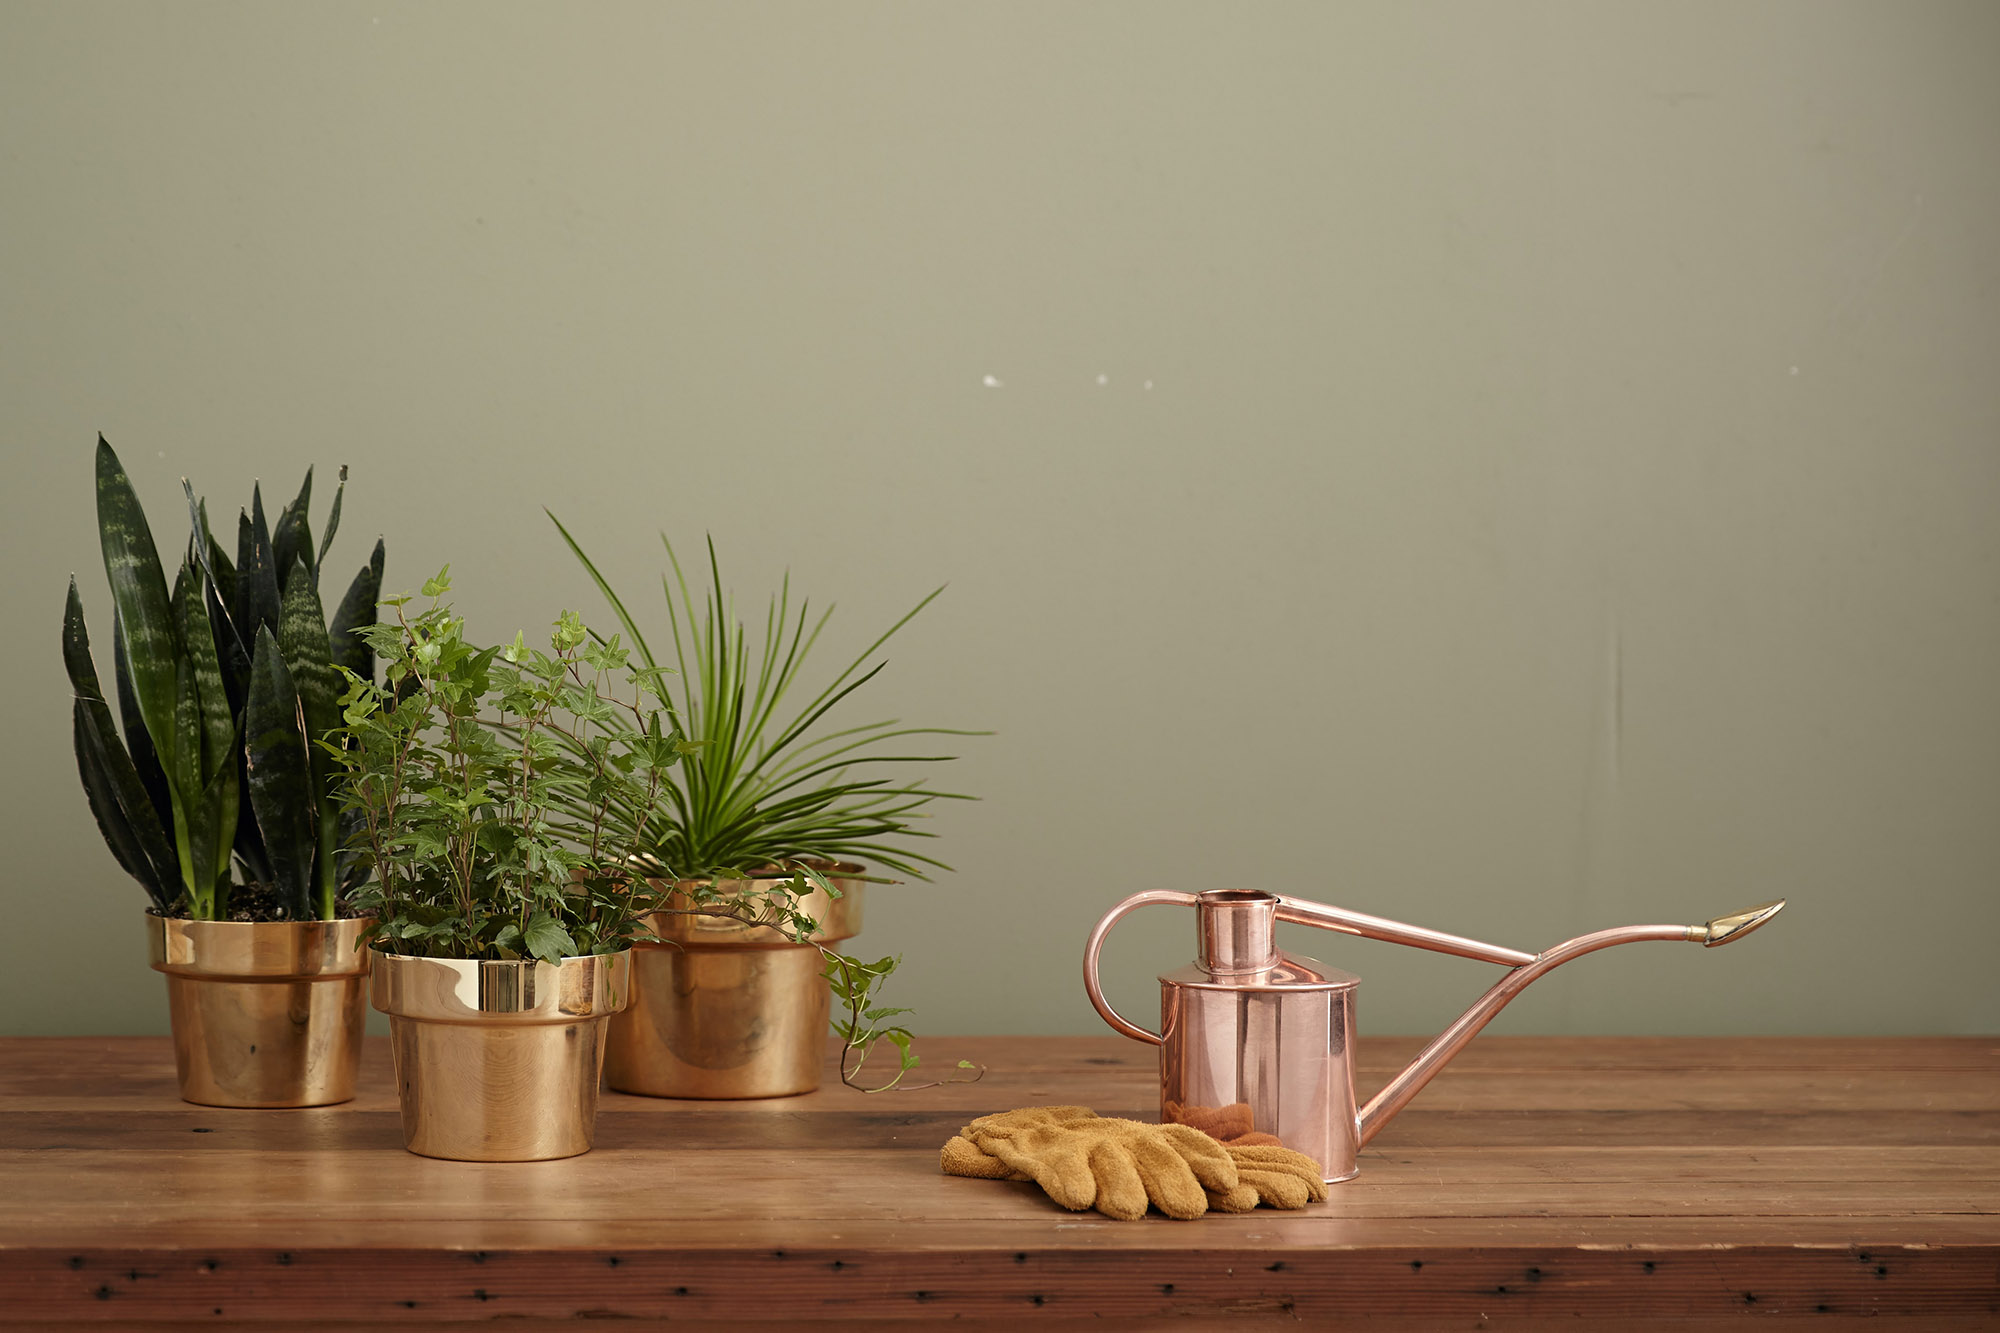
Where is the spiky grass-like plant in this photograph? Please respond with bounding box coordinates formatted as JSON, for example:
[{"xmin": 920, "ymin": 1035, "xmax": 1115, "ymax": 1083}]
[{"xmin": 549, "ymin": 514, "xmax": 981, "ymax": 880}]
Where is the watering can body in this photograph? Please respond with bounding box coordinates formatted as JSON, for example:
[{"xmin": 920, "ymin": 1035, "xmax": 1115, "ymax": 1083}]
[{"xmin": 1084, "ymin": 888, "xmax": 1785, "ymax": 1184}]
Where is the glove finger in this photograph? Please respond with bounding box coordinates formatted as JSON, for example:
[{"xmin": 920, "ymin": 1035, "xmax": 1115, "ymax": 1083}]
[
  {"xmin": 1238, "ymin": 1167, "xmax": 1319, "ymax": 1210},
  {"xmin": 1156, "ymin": 1123, "xmax": 1240, "ymax": 1192},
  {"xmin": 988, "ymin": 1136, "xmax": 1099, "ymax": 1212},
  {"xmin": 1226, "ymin": 1143, "xmax": 1327, "ymax": 1190},
  {"xmin": 1204, "ymin": 1183, "xmax": 1261, "ymax": 1213},
  {"xmin": 1087, "ymin": 1140, "xmax": 1153, "ymax": 1221},
  {"xmin": 1126, "ymin": 1134, "xmax": 1210, "ymax": 1220},
  {"xmin": 1226, "ymin": 1142, "xmax": 1323, "ymax": 1173},
  {"xmin": 941, "ymin": 1135, "xmax": 1019, "ymax": 1179},
  {"xmin": 1259, "ymin": 1161, "xmax": 1328, "ymax": 1205}
]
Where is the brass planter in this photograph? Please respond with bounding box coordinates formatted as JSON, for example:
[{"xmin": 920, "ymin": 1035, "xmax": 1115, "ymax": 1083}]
[
  {"xmin": 371, "ymin": 948, "xmax": 630, "ymax": 1161},
  {"xmin": 145, "ymin": 913, "xmax": 374, "ymax": 1108},
  {"xmin": 606, "ymin": 863, "xmax": 864, "ymax": 1099}
]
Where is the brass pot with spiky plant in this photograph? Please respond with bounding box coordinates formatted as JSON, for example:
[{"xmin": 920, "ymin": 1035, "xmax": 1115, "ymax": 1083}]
[
  {"xmin": 65, "ymin": 435, "xmax": 385, "ymax": 1106},
  {"xmin": 551, "ymin": 515, "xmax": 987, "ymax": 1097}
]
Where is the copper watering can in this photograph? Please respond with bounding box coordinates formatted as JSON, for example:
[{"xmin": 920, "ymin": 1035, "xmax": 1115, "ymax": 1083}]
[{"xmin": 1084, "ymin": 889, "xmax": 1786, "ymax": 1183}]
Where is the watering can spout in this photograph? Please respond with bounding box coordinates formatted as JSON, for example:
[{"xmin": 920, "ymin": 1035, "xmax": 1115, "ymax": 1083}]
[
  {"xmin": 1695, "ymin": 899, "xmax": 1788, "ymax": 947},
  {"xmin": 1352, "ymin": 898, "xmax": 1788, "ymax": 1145}
]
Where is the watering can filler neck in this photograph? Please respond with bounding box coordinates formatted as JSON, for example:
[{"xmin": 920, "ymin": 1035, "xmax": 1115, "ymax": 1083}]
[{"xmin": 1083, "ymin": 888, "xmax": 1785, "ymax": 1183}]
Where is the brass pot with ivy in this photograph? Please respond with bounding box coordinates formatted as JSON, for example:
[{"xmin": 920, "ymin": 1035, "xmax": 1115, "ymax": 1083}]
[
  {"xmin": 330, "ymin": 571, "xmax": 676, "ymax": 1159},
  {"xmin": 554, "ymin": 516, "xmax": 986, "ymax": 1097},
  {"xmin": 67, "ymin": 438, "xmax": 384, "ymax": 1107}
]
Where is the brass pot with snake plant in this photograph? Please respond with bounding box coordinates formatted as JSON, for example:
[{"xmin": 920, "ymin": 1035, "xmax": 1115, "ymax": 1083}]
[{"xmin": 64, "ymin": 435, "xmax": 385, "ymax": 1106}]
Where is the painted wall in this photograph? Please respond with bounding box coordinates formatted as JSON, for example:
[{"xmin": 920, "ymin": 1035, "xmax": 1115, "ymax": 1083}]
[{"xmin": 3, "ymin": 1, "xmax": 1995, "ymax": 1042}]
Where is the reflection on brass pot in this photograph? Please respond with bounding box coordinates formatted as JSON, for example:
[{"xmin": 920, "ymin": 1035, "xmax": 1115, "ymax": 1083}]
[
  {"xmin": 606, "ymin": 862, "xmax": 864, "ymax": 1099},
  {"xmin": 371, "ymin": 949, "xmax": 630, "ymax": 1161},
  {"xmin": 146, "ymin": 912, "xmax": 374, "ymax": 1109}
]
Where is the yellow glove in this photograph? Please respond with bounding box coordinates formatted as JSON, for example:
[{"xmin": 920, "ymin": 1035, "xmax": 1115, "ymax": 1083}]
[
  {"xmin": 1203, "ymin": 1142, "xmax": 1330, "ymax": 1212},
  {"xmin": 957, "ymin": 1106, "xmax": 1238, "ymax": 1220},
  {"xmin": 942, "ymin": 1106, "xmax": 1326, "ymax": 1219}
]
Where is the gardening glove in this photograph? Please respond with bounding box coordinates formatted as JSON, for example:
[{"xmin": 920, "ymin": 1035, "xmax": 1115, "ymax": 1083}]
[
  {"xmin": 1203, "ymin": 1142, "xmax": 1330, "ymax": 1213},
  {"xmin": 943, "ymin": 1106, "xmax": 1327, "ymax": 1217},
  {"xmin": 956, "ymin": 1106, "xmax": 1238, "ymax": 1220}
]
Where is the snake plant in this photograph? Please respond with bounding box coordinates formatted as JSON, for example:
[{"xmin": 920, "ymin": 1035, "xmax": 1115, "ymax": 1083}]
[{"xmin": 64, "ymin": 435, "xmax": 384, "ymax": 921}]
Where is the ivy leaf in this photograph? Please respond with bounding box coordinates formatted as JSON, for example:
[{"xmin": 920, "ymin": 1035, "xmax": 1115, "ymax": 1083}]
[{"xmin": 521, "ymin": 913, "xmax": 577, "ymax": 965}]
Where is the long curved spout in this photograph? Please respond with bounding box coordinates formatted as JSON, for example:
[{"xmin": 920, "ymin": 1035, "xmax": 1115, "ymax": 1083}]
[{"xmin": 1355, "ymin": 900, "xmax": 1786, "ymax": 1146}]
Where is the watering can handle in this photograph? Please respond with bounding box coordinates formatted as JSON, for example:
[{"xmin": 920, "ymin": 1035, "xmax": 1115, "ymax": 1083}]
[{"xmin": 1083, "ymin": 890, "xmax": 1198, "ymax": 1046}]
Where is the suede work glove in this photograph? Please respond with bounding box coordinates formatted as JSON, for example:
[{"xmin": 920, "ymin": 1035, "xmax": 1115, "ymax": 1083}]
[
  {"xmin": 941, "ymin": 1106, "xmax": 1325, "ymax": 1221},
  {"xmin": 962, "ymin": 1105, "xmax": 1235, "ymax": 1220}
]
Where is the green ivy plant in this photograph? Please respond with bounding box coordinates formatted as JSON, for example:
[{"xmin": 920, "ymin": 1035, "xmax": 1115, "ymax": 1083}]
[
  {"xmin": 327, "ymin": 569, "xmax": 681, "ymax": 962},
  {"xmin": 548, "ymin": 514, "xmax": 985, "ymax": 1091},
  {"xmin": 65, "ymin": 435, "xmax": 382, "ymax": 921}
]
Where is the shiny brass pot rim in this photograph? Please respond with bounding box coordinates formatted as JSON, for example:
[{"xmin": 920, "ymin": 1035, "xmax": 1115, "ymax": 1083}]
[
  {"xmin": 370, "ymin": 948, "xmax": 631, "ymax": 1025},
  {"xmin": 639, "ymin": 863, "xmax": 866, "ymax": 947},
  {"xmin": 146, "ymin": 912, "xmax": 376, "ymax": 981}
]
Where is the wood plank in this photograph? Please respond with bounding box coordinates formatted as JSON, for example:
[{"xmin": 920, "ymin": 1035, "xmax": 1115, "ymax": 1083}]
[
  {"xmin": 8, "ymin": 1215, "xmax": 1999, "ymax": 1251},
  {"xmin": 10, "ymin": 1107, "xmax": 1999, "ymax": 1152},
  {"xmin": 11, "ymin": 1111, "xmax": 1996, "ymax": 1178},
  {"xmin": 3, "ymin": 1149, "xmax": 1995, "ymax": 1227},
  {"xmin": 74, "ymin": 1312, "xmax": 2000, "ymax": 1320},
  {"xmin": 4, "ymin": 1241, "xmax": 1995, "ymax": 1323}
]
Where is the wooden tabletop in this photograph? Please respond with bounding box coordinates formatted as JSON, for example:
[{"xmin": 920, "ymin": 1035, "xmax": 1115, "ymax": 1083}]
[{"xmin": 0, "ymin": 1034, "xmax": 1994, "ymax": 1330}]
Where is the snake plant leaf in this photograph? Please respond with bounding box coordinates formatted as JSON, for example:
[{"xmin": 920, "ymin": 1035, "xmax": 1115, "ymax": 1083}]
[
  {"xmin": 175, "ymin": 553, "xmax": 235, "ymax": 784},
  {"xmin": 94, "ymin": 436, "xmax": 181, "ymax": 782},
  {"xmin": 334, "ymin": 801, "xmax": 370, "ymax": 893},
  {"xmin": 183, "ymin": 483, "xmax": 251, "ymax": 715},
  {"xmin": 168, "ymin": 562, "xmax": 201, "ymax": 790},
  {"xmin": 182, "ymin": 483, "xmax": 242, "ymax": 653},
  {"xmin": 329, "ymin": 539, "xmax": 384, "ymax": 684},
  {"xmin": 170, "ymin": 652, "xmax": 215, "ymax": 907},
  {"xmin": 112, "ymin": 610, "xmax": 175, "ymax": 839},
  {"xmin": 272, "ymin": 469, "xmax": 312, "ymax": 592},
  {"xmin": 231, "ymin": 753, "xmax": 275, "ymax": 890},
  {"xmin": 73, "ymin": 704, "xmax": 176, "ymax": 912},
  {"xmin": 178, "ymin": 725, "xmax": 236, "ymax": 919},
  {"xmin": 245, "ymin": 624, "xmax": 315, "ymax": 919},
  {"xmin": 233, "ymin": 501, "xmax": 281, "ymax": 648},
  {"xmin": 66, "ymin": 579, "xmax": 179, "ymax": 907},
  {"xmin": 175, "ymin": 554, "xmax": 239, "ymax": 914},
  {"xmin": 204, "ymin": 510, "xmax": 237, "ymax": 616},
  {"xmin": 279, "ymin": 557, "xmax": 343, "ymax": 915},
  {"xmin": 280, "ymin": 558, "xmax": 342, "ymax": 758},
  {"xmin": 316, "ymin": 468, "xmax": 344, "ymax": 579}
]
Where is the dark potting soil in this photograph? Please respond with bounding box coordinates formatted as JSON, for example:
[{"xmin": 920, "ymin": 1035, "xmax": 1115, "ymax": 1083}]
[{"xmin": 158, "ymin": 883, "xmax": 363, "ymax": 922}]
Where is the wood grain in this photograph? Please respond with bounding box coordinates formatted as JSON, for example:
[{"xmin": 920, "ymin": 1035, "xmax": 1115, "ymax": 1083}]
[{"xmin": 0, "ymin": 1035, "xmax": 1995, "ymax": 1326}]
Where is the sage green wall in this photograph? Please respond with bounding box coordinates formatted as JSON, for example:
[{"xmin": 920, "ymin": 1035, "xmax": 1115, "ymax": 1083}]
[{"xmin": 3, "ymin": 1, "xmax": 1996, "ymax": 1043}]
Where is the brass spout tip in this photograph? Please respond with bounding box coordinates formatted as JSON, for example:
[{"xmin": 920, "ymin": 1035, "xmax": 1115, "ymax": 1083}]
[{"xmin": 1695, "ymin": 899, "xmax": 1787, "ymax": 947}]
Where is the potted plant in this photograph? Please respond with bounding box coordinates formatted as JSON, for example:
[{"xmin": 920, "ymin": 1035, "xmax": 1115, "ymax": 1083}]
[
  {"xmin": 550, "ymin": 514, "xmax": 983, "ymax": 1098},
  {"xmin": 330, "ymin": 569, "xmax": 680, "ymax": 1160},
  {"xmin": 65, "ymin": 436, "xmax": 384, "ymax": 1107}
]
